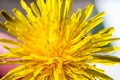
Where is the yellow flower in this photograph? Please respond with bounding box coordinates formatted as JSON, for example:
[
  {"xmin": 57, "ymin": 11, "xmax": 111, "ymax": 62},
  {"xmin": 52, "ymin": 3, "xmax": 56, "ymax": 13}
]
[{"xmin": 0, "ymin": 0, "xmax": 120, "ymax": 80}]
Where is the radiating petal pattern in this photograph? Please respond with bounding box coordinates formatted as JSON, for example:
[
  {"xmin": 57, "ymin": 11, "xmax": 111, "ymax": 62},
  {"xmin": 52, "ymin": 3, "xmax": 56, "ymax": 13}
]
[{"xmin": 0, "ymin": 0, "xmax": 120, "ymax": 80}]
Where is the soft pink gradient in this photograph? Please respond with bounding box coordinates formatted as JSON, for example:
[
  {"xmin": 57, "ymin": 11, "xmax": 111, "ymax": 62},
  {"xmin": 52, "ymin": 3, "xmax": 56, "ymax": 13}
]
[{"xmin": 0, "ymin": 32, "xmax": 20, "ymax": 77}]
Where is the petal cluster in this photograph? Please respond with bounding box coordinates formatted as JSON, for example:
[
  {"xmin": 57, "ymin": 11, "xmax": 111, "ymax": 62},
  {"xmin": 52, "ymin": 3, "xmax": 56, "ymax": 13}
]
[{"xmin": 0, "ymin": 0, "xmax": 120, "ymax": 80}]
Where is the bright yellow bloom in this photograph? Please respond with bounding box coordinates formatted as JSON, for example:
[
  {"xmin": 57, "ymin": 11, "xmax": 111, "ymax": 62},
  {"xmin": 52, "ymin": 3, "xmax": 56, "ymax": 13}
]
[{"xmin": 0, "ymin": 0, "xmax": 120, "ymax": 80}]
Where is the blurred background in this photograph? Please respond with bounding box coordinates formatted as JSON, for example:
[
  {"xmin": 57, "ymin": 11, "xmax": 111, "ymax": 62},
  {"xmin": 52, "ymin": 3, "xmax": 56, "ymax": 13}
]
[{"xmin": 0, "ymin": 0, "xmax": 120, "ymax": 79}]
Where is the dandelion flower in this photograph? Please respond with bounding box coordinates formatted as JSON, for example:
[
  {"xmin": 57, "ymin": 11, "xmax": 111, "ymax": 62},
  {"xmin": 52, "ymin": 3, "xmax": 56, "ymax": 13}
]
[{"xmin": 0, "ymin": 0, "xmax": 120, "ymax": 80}]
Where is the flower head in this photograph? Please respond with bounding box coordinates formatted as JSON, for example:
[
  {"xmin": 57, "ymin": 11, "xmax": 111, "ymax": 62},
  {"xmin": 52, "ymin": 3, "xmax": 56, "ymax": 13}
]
[{"xmin": 0, "ymin": 0, "xmax": 120, "ymax": 80}]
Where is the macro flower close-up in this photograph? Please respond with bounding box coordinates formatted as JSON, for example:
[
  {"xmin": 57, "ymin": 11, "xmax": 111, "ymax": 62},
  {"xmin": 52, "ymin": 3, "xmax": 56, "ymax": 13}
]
[{"xmin": 0, "ymin": 0, "xmax": 120, "ymax": 80}]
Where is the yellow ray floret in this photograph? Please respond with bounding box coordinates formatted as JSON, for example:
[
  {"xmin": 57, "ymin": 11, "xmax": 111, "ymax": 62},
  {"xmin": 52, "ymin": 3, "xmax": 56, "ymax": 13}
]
[{"xmin": 0, "ymin": 0, "xmax": 120, "ymax": 80}]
